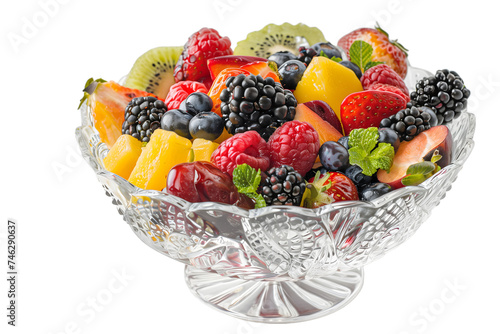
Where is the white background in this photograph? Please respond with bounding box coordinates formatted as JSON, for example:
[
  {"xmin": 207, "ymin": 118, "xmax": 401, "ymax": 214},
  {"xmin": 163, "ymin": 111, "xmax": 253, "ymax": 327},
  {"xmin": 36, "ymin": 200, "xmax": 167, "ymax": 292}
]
[{"xmin": 1, "ymin": 0, "xmax": 498, "ymax": 333}]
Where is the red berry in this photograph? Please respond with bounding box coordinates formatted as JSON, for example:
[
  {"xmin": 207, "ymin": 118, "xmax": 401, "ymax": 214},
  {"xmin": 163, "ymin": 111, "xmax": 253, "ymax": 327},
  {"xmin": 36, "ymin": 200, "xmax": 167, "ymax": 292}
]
[
  {"xmin": 164, "ymin": 81, "xmax": 208, "ymax": 110},
  {"xmin": 166, "ymin": 161, "xmax": 254, "ymax": 209},
  {"xmin": 368, "ymin": 83, "xmax": 410, "ymax": 103},
  {"xmin": 211, "ymin": 131, "xmax": 270, "ymax": 178},
  {"xmin": 268, "ymin": 121, "xmax": 320, "ymax": 176},
  {"xmin": 361, "ymin": 64, "xmax": 409, "ymax": 96},
  {"xmin": 174, "ymin": 28, "xmax": 233, "ymax": 86},
  {"xmin": 303, "ymin": 172, "xmax": 359, "ymax": 209},
  {"xmin": 340, "ymin": 90, "xmax": 407, "ymax": 135}
]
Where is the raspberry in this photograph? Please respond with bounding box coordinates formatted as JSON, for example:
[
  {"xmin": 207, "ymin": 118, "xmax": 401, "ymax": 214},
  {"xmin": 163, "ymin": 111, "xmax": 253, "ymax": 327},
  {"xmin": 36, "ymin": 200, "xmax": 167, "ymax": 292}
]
[
  {"xmin": 369, "ymin": 83, "xmax": 410, "ymax": 103},
  {"xmin": 164, "ymin": 81, "xmax": 208, "ymax": 110},
  {"xmin": 361, "ymin": 64, "xmax": 409, "ymax": 96},
  {"xmin": 268, "ymin": 121, "xmax": 320, "ymax": 176},
  {"xmin": 211, "ymin": 131, "xmax": 270, "ymax": 178},
  {"xmin": 174, "ymin": 28, "xmax": 232, "ymax": 86}
]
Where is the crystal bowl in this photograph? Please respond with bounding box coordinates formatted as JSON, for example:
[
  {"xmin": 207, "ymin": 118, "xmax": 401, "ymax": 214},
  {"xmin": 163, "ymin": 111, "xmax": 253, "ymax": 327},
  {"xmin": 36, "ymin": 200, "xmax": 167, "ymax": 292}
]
[{"xmin": 75, "ymin": 66, "xmax": 475, "ymax": 323}]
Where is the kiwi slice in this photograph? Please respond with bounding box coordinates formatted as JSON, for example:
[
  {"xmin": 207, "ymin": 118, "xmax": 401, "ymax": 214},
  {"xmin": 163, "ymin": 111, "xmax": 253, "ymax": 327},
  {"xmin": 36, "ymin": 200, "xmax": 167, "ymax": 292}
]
[
  {"xmin": 124, "ymin": 46, "xmax": 183, "ymax": 99},
  {"xmin": 233, "ymin": 23, "xmax": 326, "ymax": 58}
]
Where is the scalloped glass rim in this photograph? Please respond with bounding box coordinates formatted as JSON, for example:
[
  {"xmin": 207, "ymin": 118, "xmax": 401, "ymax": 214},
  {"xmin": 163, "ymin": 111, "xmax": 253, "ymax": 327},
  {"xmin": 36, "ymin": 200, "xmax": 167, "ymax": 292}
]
[{"xmin": 75, "ymin": 66, "xmax": 476, "ymax": 217}]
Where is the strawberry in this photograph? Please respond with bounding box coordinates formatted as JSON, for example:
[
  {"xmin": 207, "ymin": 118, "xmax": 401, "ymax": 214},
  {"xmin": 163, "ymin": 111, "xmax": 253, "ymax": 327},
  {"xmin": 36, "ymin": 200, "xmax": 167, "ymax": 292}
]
[
  {"xmin": 174, "ymin": 28, "xmax": 233, "ymax": 88},
  {"xmin": 338, "ymin": 25, "xmax": 408, "ymax": 79},
  {"xmin": 340, "ymin": 90, "xmax": 406, "ymax": 135},
  {"xmin": 302, "ymin": 172, "xmax": 359, "ymax": 208}
]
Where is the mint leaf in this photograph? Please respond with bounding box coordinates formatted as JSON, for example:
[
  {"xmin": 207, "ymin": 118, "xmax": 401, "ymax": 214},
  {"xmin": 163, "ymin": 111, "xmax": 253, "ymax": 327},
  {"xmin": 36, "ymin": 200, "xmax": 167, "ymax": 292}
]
[
  {"xmin": 348, "ymin": 127, "xmax": 395, "ymax": 176},
  {"xmin": 232, "ymin": 164, "xmax": 266, "ymax": 209},
  {"xmin": 349, "ymin": 147, "xmax": 378, "ymax": 176},
  {"xmin": 370, "ymin": 143, "xmax": 394, "ymax": 172},
  {"xmin": 246, "ymin": 192, "xmax": 266, "ymax": 209},
  {"xmin": 233, "ymin": 163, "xmax": 260, "ymax": 193},
  {"xmin": 348, "ymin": 127, "xmax": 379, "ymax": 153},
  {"xmin": 349, "ymin": 41, "xmax": 373, "ymax": 71}
]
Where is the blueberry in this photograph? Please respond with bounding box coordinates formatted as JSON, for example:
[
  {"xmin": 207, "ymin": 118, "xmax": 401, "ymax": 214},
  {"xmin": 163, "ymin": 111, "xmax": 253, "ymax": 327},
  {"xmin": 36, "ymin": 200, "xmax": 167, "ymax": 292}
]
[
  {"xmin": 339, "ymin": 60, "xmax": 362, "ymax": 79},
  {"xmin": 319, "ymin": 141, "xmax": 350, "ymax": 172},
  {"xmin": 179, "ymin": 99, "xmax": 187, "ymax": 111},
  {"xmin": 160, "ymin": 109, "xmax": 193, "ymax": 139},
  {"xmin": 184, "ymin": 92, "xmax": 213, "ymax": 115},
  {"xmin": 337, "ymin": 136, "xmax": 350, "ymax": 150},
  {"xmin": 378, "ymin": 127, "xmax": 400, "ymax": 153},
  {"xmin": 278, "ymin": 60, "xmax": 307, "ymax": 90},
  {"xmin": 311, "ymin": 42, "xmax": 343, "ymax": 59},
  {"xmin": 359, "ymin": 183, "xmax": 392, "ymax": 201},
  {"xmin": 268, "ymin": 51, "xmax": 298, "ymax": 68},
  {"xmin": 345, "ymin": 165, "xmax": 373, "ymax": 189},
  {"xmin": 189, "ymin": 111, "xmax": 224, "ymax": 141}
]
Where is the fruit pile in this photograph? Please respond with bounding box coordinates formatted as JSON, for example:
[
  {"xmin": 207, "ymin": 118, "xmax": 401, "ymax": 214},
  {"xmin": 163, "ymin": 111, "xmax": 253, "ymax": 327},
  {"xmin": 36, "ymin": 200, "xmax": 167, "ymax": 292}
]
[{"xmin": 80, "ymin": 23, "xmax": 471, "ymax": 210}]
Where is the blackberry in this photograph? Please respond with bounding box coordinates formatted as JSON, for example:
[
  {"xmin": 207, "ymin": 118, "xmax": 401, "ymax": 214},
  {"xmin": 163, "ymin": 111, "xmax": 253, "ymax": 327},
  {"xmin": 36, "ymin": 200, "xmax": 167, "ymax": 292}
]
[
  {"xmin": 379, "ymin": 103, "xmax": 438, "ymax": 142},
  {"xmin": 410, "ymin": 69, "xmax": 471, "ymax": 125},
  {"xmin": 122, "ymin": 96, "xmax": 167, "ymax": 142},
  {"xmin": 261, "ymin": 165, "xmax": 306, "ymax": 206},
  {"xmin": 298, "ymin": 46, "xmax": 317, "ymax": 66},
  {"xmin": 219, "ymin": 73, "xmax": 297, "ymax": 141}
]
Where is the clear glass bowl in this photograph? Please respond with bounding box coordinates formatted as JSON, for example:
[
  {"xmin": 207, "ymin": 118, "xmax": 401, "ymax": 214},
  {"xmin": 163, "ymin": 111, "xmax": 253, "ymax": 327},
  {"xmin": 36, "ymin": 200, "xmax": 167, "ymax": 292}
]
[{"xmin": 75, "ymin": 66, "xmax": 475, "ymax": 323}]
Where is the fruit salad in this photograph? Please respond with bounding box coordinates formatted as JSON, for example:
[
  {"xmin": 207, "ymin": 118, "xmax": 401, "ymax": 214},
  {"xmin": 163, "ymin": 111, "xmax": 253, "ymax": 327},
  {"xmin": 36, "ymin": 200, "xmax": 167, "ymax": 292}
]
[{"xmin": 79, "ymin": 23, "xmax": 471, "ymax": 210}]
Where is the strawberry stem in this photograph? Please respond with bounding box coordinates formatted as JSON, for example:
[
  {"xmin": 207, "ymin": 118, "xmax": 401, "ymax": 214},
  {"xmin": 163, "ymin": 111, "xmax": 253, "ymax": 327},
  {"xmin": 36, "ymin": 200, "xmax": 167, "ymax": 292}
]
[{"xmin": 374, "ymin": 22, "xmax": 409, "ymax": 56}]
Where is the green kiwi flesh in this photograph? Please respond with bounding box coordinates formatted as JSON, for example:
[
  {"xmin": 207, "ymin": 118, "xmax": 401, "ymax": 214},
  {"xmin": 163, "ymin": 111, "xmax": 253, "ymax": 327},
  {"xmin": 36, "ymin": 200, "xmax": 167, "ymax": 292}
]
[
  {"xmin": 233, "ymin": 23, "xmax": 326, "ymax": 58},
  {"xmin": 124, "ymin": 46, "xmax": 183, "ymax": 99}
]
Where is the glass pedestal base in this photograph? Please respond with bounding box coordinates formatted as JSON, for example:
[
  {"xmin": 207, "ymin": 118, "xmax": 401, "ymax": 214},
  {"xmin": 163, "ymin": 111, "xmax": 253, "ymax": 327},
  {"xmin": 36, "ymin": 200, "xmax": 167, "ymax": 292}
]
[{"xmin": 184, "ymin": 265, "xmax": 364, "ymax": 323}]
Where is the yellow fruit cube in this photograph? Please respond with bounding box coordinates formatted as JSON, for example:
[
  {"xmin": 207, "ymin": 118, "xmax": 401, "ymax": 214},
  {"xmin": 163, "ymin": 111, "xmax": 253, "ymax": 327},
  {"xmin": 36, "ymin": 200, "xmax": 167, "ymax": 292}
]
[
  {"xmin": 103, "ymin": 134, "xmax": 143, "ymax": 180},
  {"xmin": 294, "ymin": 56, "xmax": 363, "ymax": 122},
  {"xmin": 128, "ymin": 130, "xmax": 192, "ymax": 190},
  {"xmin": 192, "ymin": 138, "xmax": 219, "ymax": 162}
]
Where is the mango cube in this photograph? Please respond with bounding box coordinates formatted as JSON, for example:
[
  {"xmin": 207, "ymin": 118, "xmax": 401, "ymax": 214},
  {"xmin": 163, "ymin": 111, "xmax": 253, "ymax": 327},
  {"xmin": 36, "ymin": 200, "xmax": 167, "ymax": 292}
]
[
  {"xmin": 294, "ymin": 57, "xmax": 363, "ymax": 122},
  {"xmin": 128, "ymin": 130, "xmax": 192, "ymax": 190},
  {"xmin": 103, "ymin": 134, "xmax": 143, "ymax": 180}
]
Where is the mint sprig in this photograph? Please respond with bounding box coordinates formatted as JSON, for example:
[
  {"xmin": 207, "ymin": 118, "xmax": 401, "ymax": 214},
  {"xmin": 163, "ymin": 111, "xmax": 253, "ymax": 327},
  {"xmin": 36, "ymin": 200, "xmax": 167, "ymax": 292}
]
[
  {"xmin": 232, "ymin": 164, "xmax": 266, "ymax": 209},
  {"xmin": 348, "ymin": 127, "xmax": 395, "ymax": 176},
  {"xmin": 349, "ymin": 40, "xmax": 384, "ymax": 72}
]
